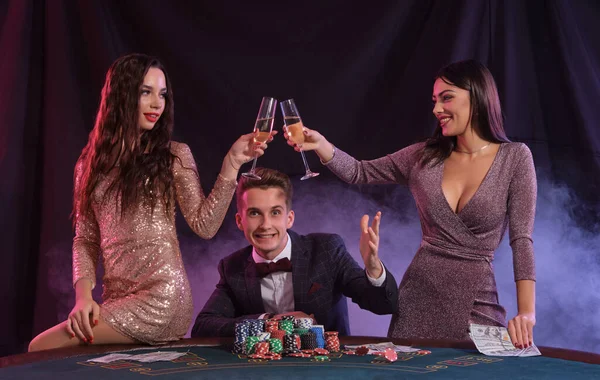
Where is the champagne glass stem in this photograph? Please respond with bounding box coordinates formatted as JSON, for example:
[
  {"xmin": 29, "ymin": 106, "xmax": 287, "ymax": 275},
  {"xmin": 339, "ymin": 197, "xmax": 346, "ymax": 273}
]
[
  {"xmin": 249, "ymin": 154, "xmax": 258, "ymax": 173},
  {"xmin": 299, "ymin": 150, "xmax": 311, "ymax": 171},
  {"xmin": 299, "ymin": 149, "xmax": 319, "ymax": 180}
]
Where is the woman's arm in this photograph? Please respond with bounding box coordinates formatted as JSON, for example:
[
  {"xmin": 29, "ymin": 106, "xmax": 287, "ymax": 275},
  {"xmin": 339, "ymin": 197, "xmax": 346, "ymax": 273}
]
[
  {"xmin": 507, "ymin": 144, "xmax": 538, "ymax": 348},
  {"xmin": 172, "ymin": 135, "xmax": 270, "ymax": 239},
  {"xmin": 70, "ymin": 161, "xmax": 101, "ymax": 342},
  {"xmin": 284, "ymin": 126, "xmax": 423, "ymax": 185},
  {"xmin": 509, "ymin": 279, "xmax": 536, "ymax": 348}
]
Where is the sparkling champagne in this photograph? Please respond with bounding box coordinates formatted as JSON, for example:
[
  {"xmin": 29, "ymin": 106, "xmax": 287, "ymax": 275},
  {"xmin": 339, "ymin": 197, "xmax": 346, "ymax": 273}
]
[
  {"xmin": 284, "ymin": 116, "xmax": 305, "ymax": 145},
  {"xmin": 254, "ymin": 131, "xmax": 271, "ymax": 143},
  {"xmin": 280, "ymin": 98, "xmax": 319, "ymax": 180},
  {"xmin": 241, "ymin": 97, "xmax": 277, "ymax": 180},
  {"xmin": 253, "ymin": 117, "xmax": 274, "ymax": 142}
]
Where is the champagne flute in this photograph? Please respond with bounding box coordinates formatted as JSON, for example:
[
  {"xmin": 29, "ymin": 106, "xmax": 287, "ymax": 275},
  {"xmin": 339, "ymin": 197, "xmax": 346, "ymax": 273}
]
[
  {"xmin": 280, "ymin": 99, "xmax": 319, "ymax": 180},
  {"xmin": 242, "ymin": 96, "xmax": 277, "ymax": 180}
]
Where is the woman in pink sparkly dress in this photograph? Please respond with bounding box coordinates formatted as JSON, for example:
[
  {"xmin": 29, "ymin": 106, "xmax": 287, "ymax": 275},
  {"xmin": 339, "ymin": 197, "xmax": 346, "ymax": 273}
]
[
  {"xmin": 29, "ymin": 54, "xmax": 272, "ymax": 351},
  {"xmin": 284, "ymin": 60, "xmax": 537, "ymax": 349}
]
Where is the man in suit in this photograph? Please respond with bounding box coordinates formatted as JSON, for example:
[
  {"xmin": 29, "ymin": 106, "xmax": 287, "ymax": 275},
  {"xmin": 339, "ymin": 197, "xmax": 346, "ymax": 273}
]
[{"xmin": 191, "ymin": 168, "xmax": 398, "ymax": 337}]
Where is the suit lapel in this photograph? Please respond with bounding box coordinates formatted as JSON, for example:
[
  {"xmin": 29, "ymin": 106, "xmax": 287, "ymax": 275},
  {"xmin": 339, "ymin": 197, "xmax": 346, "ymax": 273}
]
[
  {"xmin": 244, "ymin": 249, "xmax": 266, "ymax": 314},
  {"xmin": 290, "ymin": 230, "xmax": 310, "ymax": 311}
]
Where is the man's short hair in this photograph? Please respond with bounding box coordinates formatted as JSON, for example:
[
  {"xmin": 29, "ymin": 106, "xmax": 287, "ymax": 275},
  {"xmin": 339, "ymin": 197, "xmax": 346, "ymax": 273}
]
[{"xmin": 236, "ymin": 167, "xmax": 293, "ymax": 211}]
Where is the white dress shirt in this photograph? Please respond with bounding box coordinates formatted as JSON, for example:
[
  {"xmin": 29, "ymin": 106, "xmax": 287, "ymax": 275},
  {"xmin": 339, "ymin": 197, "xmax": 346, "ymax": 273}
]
[{"xmin": 252, "ymin": 233, "xmax": 387, "ymax": 317}]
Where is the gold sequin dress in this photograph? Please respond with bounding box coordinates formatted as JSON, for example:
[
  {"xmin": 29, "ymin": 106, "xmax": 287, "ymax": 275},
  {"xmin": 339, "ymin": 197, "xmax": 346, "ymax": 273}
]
[{"xmin": 72, "ymin": 141, "xmax": 237, "ymax": 344}]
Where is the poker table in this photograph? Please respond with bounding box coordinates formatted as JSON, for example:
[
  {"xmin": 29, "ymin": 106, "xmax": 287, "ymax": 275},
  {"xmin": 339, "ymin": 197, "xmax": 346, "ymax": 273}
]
[{"xmin": 1, "ymin": 337, "xmax": 598, "ymax": 379}]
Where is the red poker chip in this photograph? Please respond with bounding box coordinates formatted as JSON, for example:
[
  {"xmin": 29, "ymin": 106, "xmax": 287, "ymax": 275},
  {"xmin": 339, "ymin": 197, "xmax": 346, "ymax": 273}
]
[
  {"xmin": 249, "ymin": 354, "xmax": 267, "ymax": 359},
  {"xmin": 343, "ymin": 350, "xmax": 356, "ymax": 355},
  {"xmin": 249, "ymin": 353, "xmax": 282, "ymax": 360},
  {"xmin": 314, "ymin": 348, "xmax": 329, "ymax": 355},
  {"xmin": 301, "ymin": 349, "xmax": 315, "ymax": 355},
  {"xmin": 288, "ymin": 353, "xmax": 312, "ymax": 358},
  {"xmin": 383, "ymin": 348, "xmax": 398, "ymax": 362},
  {"xmin": 356, "ymin": 346, "xmax": 369, "ymax": 356},
  {"xmin": 417, "ymin": 350, "xmax": 432, "ymax": 355},
  {"xmin": 264, "ymin": 353, "xmax": 282, "ymax": 360}
]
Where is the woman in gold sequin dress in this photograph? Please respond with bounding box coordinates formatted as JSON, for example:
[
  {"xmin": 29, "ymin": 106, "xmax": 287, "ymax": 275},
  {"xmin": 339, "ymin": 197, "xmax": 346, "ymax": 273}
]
[{"xmin": 29, "ymin": 54, "xmax": 272, "ymax": 351}]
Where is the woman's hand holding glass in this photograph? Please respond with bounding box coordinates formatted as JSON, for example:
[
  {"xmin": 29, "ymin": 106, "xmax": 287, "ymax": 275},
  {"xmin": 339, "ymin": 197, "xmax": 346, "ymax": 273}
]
[
  {"xmin": 227, "ymin": 131, "xmax": 277, "ymax": 168},
  {"xmin": 220, "ymin": 132, "xmax": 276, "ymax": 181},
  {"xmin": 279, "ymin": 99, "xmax": 319, "ymax": 180},
  {"xmin": 282, "ymin": 125, "xmax": 335, "ymax": 164}
]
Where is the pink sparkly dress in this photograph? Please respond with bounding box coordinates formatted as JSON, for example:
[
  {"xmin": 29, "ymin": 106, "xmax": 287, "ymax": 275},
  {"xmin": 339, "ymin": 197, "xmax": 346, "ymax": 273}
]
[
  {"xmin": 72, "ymin": 142, "xmax": 237, "ymax": 344},
  {"xmin": 325, "ymin": 142, "xmax": 536, "ymax": 340}
]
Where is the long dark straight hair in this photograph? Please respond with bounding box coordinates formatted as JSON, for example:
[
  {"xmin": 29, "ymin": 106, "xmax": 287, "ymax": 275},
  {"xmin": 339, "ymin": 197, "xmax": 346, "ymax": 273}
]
[
  {"xmin": 73, "ymin": 53, "xmax": 176, "ymax": 222},
  {"xmin": 421, "ymin": 59, "xmax": 510, "ymax": 166}
]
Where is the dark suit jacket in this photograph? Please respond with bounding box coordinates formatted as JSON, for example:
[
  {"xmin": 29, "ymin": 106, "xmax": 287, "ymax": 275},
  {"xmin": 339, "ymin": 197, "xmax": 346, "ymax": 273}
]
[{"xmin": 191, "ymin": 230, "xmax": 398, "ymax": 337}]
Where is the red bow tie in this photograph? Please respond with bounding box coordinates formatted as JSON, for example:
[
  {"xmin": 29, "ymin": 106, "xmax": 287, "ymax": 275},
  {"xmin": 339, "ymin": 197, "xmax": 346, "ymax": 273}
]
[{"xmin": 256, "ymin": 258, "xmax": 292, "ymax": 277}]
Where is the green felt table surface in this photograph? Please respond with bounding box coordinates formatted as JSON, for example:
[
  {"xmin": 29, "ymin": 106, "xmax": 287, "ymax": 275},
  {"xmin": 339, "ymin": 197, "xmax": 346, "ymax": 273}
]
[{"xmin": 1, "ymin": 337, "xmax": 598, "ymax": 380}]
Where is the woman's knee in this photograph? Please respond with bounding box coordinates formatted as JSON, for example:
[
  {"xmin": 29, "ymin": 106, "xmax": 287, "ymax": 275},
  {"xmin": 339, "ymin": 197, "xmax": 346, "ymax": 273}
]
[
  {"xmin": 28, "ymin": 322, "xmax": 73, "ymax": 352},
  {"xmin": 28, "ymin": 334, "xmax": 45, "ymax": 352}
]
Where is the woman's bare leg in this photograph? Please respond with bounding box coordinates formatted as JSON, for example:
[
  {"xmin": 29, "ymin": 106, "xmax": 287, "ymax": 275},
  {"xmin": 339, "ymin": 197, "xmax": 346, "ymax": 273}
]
[{"xmin": 28, "ymin": 317, "xmax": 138, "ymax": 352}]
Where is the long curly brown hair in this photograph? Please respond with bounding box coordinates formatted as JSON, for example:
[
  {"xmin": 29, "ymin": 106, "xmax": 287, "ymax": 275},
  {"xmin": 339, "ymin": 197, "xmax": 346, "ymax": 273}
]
[{"xmin": 73, "ymin": 53, "xmax": 176, "ymax": 222}]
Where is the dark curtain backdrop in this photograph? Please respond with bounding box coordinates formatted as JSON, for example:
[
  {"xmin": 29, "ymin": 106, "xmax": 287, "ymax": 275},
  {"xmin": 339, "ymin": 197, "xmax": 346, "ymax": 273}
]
[{"xmin": 1, "ymin": 0, "xmax": 599, "ymax": 356}]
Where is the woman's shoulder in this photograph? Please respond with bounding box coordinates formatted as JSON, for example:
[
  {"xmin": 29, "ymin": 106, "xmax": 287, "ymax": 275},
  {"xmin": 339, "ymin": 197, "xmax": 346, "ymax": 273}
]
[
  {"xmin": 500, "ymin": 142, "xmax": 533, "ymax": 161},
  {"xmin": 170, "ymin": 141, "xmax": 191, "ymax": 155}
]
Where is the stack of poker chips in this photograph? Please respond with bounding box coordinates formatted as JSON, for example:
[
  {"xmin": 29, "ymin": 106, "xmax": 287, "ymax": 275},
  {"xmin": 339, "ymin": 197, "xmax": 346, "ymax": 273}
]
[
  {"xmin": 300, "ymin": 331, "xmax": 318, "ymax": 350},
  {"xmin": 248, "ymin": 319, "xmax": 265, "ymax": 336},
  {"xmin": 283, "ymin": 333, "xmax": 300, "ymax": 353},
  {"xmin": 324, "ymin": 331, "xmax": 340, "ymax": 352},
  {"xmin": 248, "ymin": 341, "xmax": 283, "ymax": 360},
  {"xmin": 293, "ymin": 328, "xmax": 309, "ymax": 335},
  {"xmin": 278, "ymin": 319, "xmax": 294, "ymax": 334},
  {"xmin": 234, "ymin": 321, "xmax": 250, "ymax": 354},
  {"xmin": 265, "ymin": 320, "xmax": 279, "ymax": 333},
  {"xmin": 270, "ymin": 329, "xmax": 286, "ymax": 344},
  {"xmin": 233, "ymin": 316, "xmax": 340, "ymax": 359},
  {"xmin": 268, "ymin": 338, "xmax": 283, "ymax": 353},
  {"xmin": 309, "ymin": 325, "xmax": 326, "ymax": 349},
  {"xmin": 245, "ymin": 336, "xmax": 260, "ymax": 354},
  {"xmin": 294, "ymin": 317, "xmax": 313, "ymax": 329},
  {"xmin": 254, "ymin": 342, "xmax": 270, "ymax": 355}
]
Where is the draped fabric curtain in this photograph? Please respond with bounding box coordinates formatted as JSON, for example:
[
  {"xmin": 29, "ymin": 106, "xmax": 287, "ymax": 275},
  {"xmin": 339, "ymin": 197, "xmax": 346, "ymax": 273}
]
[{"xmin": 1, "ymin": 0, "xmax": 598, "ymax": 356}]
